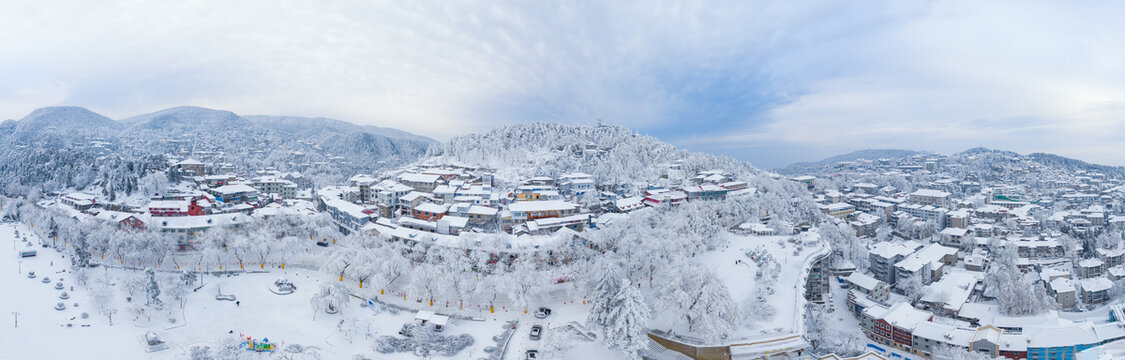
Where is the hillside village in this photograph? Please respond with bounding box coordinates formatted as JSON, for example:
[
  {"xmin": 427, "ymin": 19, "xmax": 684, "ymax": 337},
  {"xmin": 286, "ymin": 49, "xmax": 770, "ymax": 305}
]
[
  {"xmin": 10, "ymin": 112, "xmax": 1125, "ymax": 360},
  {"xmin": 789, "ymin": 149, "xmax": 1125, "ymax": 359}
]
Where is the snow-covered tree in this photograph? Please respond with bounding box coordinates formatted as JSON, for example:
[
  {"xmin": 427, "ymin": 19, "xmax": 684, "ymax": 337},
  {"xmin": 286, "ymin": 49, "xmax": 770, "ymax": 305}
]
[
  {"xmin": 144, "ymin": 268, "xmax": 162, "ymax": 307},
  {"xmin": 599, "ymin": 279, "xmax": 651, "ymax": 359},
  {"xmin": 985, "ymin": 245, "xmax": 1049, "ymax": 315},
  {"xmin": 587, "ymin": 261, "xmax": 625, "ymax": 329},
  {"xmin": 658, "ymin": 266, "xmax": 739, "ymax": 343},
  {"xmin": 311, "ymin": 282, "xmax": 350, "ymax": 320},
  {"xmin": 71, "ymin": 230, "xmax": 91, "ymax": 268}
]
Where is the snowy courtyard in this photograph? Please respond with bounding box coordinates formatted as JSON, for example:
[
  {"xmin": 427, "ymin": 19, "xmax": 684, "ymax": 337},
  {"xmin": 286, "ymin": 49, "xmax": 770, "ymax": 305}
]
[{"xmin": 0, "ymin": 221, "xmax": 601, "ymax": 359}]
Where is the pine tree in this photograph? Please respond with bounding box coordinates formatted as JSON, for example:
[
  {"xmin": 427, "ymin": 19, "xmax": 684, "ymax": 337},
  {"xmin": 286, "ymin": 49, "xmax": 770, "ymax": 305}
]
[
  {"xmin": 72, "ymin": 231, "xmax": 91, "ymax": 268},
  {"xmin": 144, "ymin": 268, "xmax": 162, "ymax": 307},
  {"xmin": 602, "ymin": 279, "xmax": 651, "ymax": 360},
  {"xmin": 47, "ymin": 218, "xmax": 58, "ymax": 240},
  {"xmin": 586, "ymin": 263, "xmax": 623, "ymax": 330}
]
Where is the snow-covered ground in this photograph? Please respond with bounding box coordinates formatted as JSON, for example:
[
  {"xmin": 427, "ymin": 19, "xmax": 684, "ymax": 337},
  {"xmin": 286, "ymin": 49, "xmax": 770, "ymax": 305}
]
[
  {"xmin": 707, "ymin": 230, "xmax": 826, "ymax": 341},
  {"xmin": 0, "ymin": 221, "xmax": 603, "ymax": 359}
]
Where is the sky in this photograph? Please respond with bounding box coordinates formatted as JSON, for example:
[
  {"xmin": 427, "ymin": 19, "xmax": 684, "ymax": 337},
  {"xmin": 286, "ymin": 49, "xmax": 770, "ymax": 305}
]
[{"xmin": 2, "ymin": 1, "xmax": 1125, "ymax": 169}]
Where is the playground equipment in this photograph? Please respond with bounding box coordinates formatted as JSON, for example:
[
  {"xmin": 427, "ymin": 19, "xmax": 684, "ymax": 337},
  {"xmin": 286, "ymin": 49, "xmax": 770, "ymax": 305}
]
[{"xmin": 241, "ymin": 337, "xmax": 276, "ymax": 352}]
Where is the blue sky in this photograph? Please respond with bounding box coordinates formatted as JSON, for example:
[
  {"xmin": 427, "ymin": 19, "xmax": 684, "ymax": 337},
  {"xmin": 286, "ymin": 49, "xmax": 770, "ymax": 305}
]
[{"xmin": 2, "ymin": 1, "xmax": 1125, "ymax": 169}]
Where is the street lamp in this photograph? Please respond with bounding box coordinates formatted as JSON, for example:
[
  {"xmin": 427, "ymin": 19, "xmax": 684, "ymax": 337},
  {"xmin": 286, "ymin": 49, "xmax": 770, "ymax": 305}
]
[{"xmin": 11, "ymin": 312, "xmax": 18, "ymax": 328}]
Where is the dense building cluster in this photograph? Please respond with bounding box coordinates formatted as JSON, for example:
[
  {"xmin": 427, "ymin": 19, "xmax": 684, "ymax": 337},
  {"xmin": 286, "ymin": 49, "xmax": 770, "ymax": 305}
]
[{"xmin": 791, "ymin": 149, "xmax": 1125, "ymax": 359}]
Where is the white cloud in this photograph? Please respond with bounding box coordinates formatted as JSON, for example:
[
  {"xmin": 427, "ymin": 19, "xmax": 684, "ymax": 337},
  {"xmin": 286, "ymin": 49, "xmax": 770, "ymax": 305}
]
[{"xmin": 2, "ymin": 0, "xmax": 1124, "ymax": 168}]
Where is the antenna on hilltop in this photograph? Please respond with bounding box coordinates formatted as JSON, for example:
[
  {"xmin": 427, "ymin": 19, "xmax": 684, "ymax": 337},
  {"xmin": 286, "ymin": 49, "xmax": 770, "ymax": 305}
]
[{"xmin": 596, "ymin": 118, "xmax": 603, "ymax": 127}]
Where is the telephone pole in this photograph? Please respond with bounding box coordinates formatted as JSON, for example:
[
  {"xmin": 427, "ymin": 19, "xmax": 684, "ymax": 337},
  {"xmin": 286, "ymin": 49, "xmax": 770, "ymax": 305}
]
[{"xmin": 11, "ymin": 312, "xmax": 19, "ymax": 328}]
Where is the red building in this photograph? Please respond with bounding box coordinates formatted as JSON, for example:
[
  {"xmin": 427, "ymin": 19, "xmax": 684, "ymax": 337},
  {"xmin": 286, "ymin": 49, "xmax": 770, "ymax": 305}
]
[
  {"xmin": 120, "ymin": 215, "xmax": 146, "ymax": 230},
  {"xmin": 147, "ymin": 199, "xmax": 206, "ymax": 217},
  {"xmin": 413, "ymin": 203, "xmax": 449, "ymax": 221}
]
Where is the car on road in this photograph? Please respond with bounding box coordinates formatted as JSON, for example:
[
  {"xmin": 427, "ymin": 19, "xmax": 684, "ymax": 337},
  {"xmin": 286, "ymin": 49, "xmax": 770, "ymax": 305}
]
[
  {"xmin": 529, "ymin": 325, "xmax": 543, "ymax": 340},
  {"xmin": 535, "ymin": 307, "xmax": 552, "ymax": 319},
  {"xmin": 316, "ymin": 241, "xmax": 329, "ymax": 247},
  {"xmin": 525, "ymin": 349, "xmax": 539, "ymax": 359}
]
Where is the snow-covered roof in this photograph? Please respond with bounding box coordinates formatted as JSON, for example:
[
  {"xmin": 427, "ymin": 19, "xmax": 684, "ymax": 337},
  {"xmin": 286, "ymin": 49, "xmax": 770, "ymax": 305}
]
[
  {"xmin": 401, "ymin": 191, "xmax": 432, "ymax": 202},
  {"xmin": 911, "ymin": 189, "xmax": 951, "ymax": 198},
  {"xmin": 148, "ymin": 213, "xmax": 251, "ymax": 230},
  {"xmin": 870, "ymin": 240, "xmax": 921, "ymax": 259},
  {"xmin": 466, "ymin": 205, "xmax": 498, "ymax": 216},
  {"xmin": 1050, "ymin": 277, "xmax": 1076, "ymax": 293},
  {"xmin": 1029, "ymin": 327, "xmax": 1097, "ymax": 348},
  {"xmin": 920, "ymin": 270, "xmax": 979, "ymax": 312},
  {"xmin": 413, "ymin": 202, "xmax": 449, "ymax": 214},
  {"xmin": 175, "ymin": 158, "xmax": 203, "ymax": 166},
  {"xmin": 881, "ymin": 302, "xmax": 932, "ymax": 328},
  {"xmin": 441, "ymin": 216, "xmax": 469, "ymax": 229},
  {"xmin": 147, "ymin": 200, "xmax": 189, "ymax": 211},
  {"xmin": 1079, "ymin": 258, "xmax": 1105, "ymax": 268},
  {"xmin": 939, "ymin": 228, "xmax": 969, "ymax": 237},
  {"xmin": 210, "ymin": 184, "xmax": 257, "ymax": 195},
  {"xmin": 1079, "ymin": 277, "xmax": 1113, "ymax": 292},
  {"xmin": 507, "ymin": 200, "xmax": 577, "ymax": 213},
  {"xmin": 400, "ymin": 173, "xmax": 441, "ymax": 184},
  {"xmin": 615, "ymin": 196, "xmax": 645, "ymax": 211},
  {"xmin": 913, "ymin": 322, "xmax": 972, "ymax": 347},
  {"xmin": 844, "ymin": 272, "xmax": 882, "ymax": 291}
]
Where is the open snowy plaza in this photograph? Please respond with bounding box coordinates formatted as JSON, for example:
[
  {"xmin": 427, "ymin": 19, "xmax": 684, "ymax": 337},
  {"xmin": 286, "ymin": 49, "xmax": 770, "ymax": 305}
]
[{"xmin": 0, "ymin": 221, "xmax": 612, "ymax": 359}]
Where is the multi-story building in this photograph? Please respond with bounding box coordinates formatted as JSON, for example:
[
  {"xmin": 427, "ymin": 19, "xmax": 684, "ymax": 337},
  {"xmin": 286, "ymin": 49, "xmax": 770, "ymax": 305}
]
[
  {"xmin": 869, "ymin": 241, "xmax": 923, "ymax": 285},
  {"xmin": 1079, "ymin": 277, "xmax": 1113, "ymax": 305},
  {"xmin": 348, "ymin": 174, "xmax": 378, "ymax": 203},
  {"xmin": 171, "ymin": 158, "xmax": 205, "ymax": 176},
  {"xmin": 147, "ymin": 199, "xmax": 206, "ymax": 217},
  {"xmin": 399, "ymin": 173, "xmax": 442, "ymax": 192},
  {"xmin": 683, "ymin": 184, "xmax": 728, "ymax": 201},
  {"xmin": 909, "ymin": 189, "xmax": 952, "ymax": 208},
  {"xmin": 863, "ymin": 302, "xmax": 934, "ymax": 354},
  {"xmin": 252, "ymin": 176, "xmax": 298, "ymax": 199},
  {"xmin": 823, "ymin": 203, "xmax": 856, "ymax": 218},
  {"xmin": 207, "ymin": 184, "xmax": 259, "ymax": 204}
]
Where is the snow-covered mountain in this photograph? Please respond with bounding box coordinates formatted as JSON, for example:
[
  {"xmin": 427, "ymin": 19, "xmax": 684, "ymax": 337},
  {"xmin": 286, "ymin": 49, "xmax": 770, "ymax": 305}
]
[
  {"xmin": 244, "ymin": 115, "xmax": 437, "ymax": 145},
  {"xmin": 433, "ymin": 122, "xmax": 759, "ymax": 187},
  {"xmin": 776, "ymin": 148, "xmax": 928, "ymax": 174},
  {"xmin": 0, "ymin": 106, "xmax": 437, "ymax": 195}
]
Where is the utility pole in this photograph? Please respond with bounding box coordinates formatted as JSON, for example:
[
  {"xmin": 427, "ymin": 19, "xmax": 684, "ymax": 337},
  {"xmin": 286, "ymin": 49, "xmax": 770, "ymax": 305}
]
[{"xmin": 11, "ymin": 312, "xmax": 18, "ymax": 328}]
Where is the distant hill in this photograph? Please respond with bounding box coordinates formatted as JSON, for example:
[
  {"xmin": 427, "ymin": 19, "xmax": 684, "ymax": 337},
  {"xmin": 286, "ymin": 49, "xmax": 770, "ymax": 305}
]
[
  {"xmin": 1027, "ymin": 152, "xmax": 1125, "ymax": 177},
  {"xmin": 435, "ymin": 122, "xmax": 758, "ymax": 187},
  {"xmin": 776, "ymin": 149, "xmax": 928, "ymax": 174},
  {"xmin": 0, "ymin": 106, "xmax": 438, "ymax": 194},
  {"xmin": 244, "ymin": 115, "xmax": 437, "ymax": 145},
  {"xmin": 955, "ymin": 147, "xmax": 1020, "ymax": 158},
  {"xmin": 955, "ymin": 147, "xmax": 1125, "ymax": 176}
]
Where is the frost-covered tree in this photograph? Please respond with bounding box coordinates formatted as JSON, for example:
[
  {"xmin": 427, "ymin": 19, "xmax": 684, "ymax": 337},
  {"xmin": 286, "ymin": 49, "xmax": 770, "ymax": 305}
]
[
  {"xmin": 985, "ymin": 245, "xmax": 1049, "ymax": 315},
  {"xmin": 805, "ymin": 303, "xmax": 865, "ymax": 356},
  {"xmin": 311, "ymin": 282, "xmax": 350, "ymax": 320},
  {"xmin": 71, "ymin": 230, "xmax": 91, "ymax": 268},
  {"xmin": 587, "ymin": 262, "xmax": 625, "ymax": 331},
  {"xmin": 144, "ymin": 268, "xmax": 162, "ymax": 307},
  {"xmin": 600, "ymin": 280, "xmax": 651, "ymax": 359},
  {"xmin": 658, "ymin": 265, "xmax": 739, "ymax": 343},
  {"xmin": 323, "ymin": 247, "xmax": 359, "ymax": 282}
]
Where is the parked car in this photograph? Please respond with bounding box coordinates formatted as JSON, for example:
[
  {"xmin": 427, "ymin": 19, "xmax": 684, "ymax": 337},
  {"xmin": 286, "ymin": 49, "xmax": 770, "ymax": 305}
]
[
  {"xmin": 316, "ymin": 241, "xmax": 329, "ymax": 247},
  {"xmin": 525, "ymin": 349, "xmax": 539, "ymax": 359},
  {"xmin": 529, "ymin": 325, "xmax": 543, "ymax": 340},
  {"xmin": 535, "ymin": 307, "xmax": 552, "ymax": 319}
]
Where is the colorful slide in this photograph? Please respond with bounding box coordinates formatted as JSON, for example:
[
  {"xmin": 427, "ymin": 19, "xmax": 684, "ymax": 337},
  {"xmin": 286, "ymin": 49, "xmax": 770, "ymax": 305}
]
[{"xmin": 241, "ymin": 337, "xmax": 276, "ymax": 352}]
